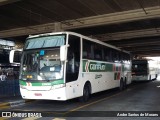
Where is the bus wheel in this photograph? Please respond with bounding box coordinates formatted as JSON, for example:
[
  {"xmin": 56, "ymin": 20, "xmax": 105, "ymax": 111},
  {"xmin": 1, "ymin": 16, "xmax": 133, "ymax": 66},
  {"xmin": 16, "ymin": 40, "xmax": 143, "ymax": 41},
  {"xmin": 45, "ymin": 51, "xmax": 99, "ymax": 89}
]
[
  {"xmin": 119, "ymin": 79, "xmax": 124, "ymax": 91},
  {"xmin": 79, "ymin": 84, "xmax": 90, "ymax": 102},
  {"xmin": 123, "ymin": 79, "xmax": 127, "ymax": 89},
  {"xmin": 155, "ymin": 74, "xmax": 158, "ymax": 80}
]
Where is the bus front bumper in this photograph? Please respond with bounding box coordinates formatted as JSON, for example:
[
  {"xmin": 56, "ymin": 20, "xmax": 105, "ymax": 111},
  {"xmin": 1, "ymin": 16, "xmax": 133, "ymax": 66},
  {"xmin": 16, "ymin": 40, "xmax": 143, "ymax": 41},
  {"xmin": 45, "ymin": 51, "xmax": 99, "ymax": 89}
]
[{"xmin": 20, "ymin": 87, "xmax": 67, "ymax": 101}]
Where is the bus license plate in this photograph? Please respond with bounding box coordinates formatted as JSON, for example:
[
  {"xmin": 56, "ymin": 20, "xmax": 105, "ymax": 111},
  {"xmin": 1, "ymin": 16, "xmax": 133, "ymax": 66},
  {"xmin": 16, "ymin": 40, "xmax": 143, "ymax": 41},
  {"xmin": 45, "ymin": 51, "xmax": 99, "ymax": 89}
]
[{"xmin": 34, "ymin": 93, "xmax": 42, "ymax": 96}]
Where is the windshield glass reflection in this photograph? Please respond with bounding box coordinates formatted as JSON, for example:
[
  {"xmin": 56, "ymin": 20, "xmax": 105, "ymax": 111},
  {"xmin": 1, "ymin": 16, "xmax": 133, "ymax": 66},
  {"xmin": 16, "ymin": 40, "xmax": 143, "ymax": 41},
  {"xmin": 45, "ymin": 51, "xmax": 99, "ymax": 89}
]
[{"xmin": 21, "ymin": 48, "xmax": 63, "ymax": 81}]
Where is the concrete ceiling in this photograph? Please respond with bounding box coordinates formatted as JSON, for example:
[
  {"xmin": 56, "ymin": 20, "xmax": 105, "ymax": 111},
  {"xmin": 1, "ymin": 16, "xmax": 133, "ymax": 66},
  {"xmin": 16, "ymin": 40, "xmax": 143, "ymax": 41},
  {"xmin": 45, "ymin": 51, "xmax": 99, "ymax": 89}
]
[{"xmin": 0, "ymin": 0, "xmax": 160, "ymax": 57}]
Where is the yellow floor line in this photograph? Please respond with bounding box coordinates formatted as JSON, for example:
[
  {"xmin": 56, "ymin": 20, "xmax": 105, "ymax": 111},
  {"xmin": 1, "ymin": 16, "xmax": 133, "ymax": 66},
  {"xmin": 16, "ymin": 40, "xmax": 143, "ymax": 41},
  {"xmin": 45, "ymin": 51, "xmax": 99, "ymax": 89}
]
[
  {"xmin": 0, "ymin": 117, "xmax": 10, "ymax": 120},
  {"xmin": 0, "ymin": 106, "xmax": 10, "ymax": 109},
  {"xmin": 0, "ymin": 103, "xmax": 9, "ymax": 107},
  {"xmin": 65, "ymin": 89, "xmax": 131, "ymax": 114},
  {"xmin": 67, "ymin": 92, "xmax": 122, "ymax": 113}
]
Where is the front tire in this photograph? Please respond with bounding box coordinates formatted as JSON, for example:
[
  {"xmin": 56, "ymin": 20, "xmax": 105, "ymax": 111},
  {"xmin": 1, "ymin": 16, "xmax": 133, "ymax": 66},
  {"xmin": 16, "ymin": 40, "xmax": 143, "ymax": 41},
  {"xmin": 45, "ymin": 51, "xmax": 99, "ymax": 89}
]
[{"xmin": 79, "ymin": 84, "xmax": 90, "ymax": 102}]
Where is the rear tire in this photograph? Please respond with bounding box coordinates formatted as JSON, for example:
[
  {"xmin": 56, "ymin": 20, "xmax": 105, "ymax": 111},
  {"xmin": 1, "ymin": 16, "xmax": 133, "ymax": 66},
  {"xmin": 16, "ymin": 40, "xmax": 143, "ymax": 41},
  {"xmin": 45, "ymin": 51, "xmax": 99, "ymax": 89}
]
[
  {"xmin": 123, "ymin": 79, "xmax": 127, "ymax": 89},
  {"xmin": 149, "ymin": 75, "xmax": 151, "ymax": 80},
  {"xmin": 155, "ymin": 74, "xmax": 158, "ymax": 80},
  {"xmin": 119, "ymin": 79, "xmax": 124, "ymax": 91}
]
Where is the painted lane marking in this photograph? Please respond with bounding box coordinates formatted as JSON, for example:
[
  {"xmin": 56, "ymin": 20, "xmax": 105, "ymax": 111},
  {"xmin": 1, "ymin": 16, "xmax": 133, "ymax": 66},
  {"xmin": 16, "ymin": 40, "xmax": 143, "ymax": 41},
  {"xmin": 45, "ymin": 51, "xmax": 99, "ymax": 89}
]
[
  {"xmin": 22, "ymin": 116, "xmax": 40, "ymax": 120},
  {"xmin": 0, "ymin": 103, "xmax": 9, "ymax": 107},
  {"xmin": 0, "ymin": 106, "xmax": 10, "ymax": 110},
  {"xmin": 0, "ymin": 117, "xmax": 10, "ymax": 120},
  {"xmin": 66, "ymin": 92, "xmax": 122, "ymax": 113},
  {"xmin": 64, "ymin": 89, "xmax": 132, "ymax": 114},
  {"xmin": 11, "ymin": 89, "xmax": 133, "ymax": 118},
  {"xmin": 52, "ymin": 118, "xmax": 66, "ymax": 120}
]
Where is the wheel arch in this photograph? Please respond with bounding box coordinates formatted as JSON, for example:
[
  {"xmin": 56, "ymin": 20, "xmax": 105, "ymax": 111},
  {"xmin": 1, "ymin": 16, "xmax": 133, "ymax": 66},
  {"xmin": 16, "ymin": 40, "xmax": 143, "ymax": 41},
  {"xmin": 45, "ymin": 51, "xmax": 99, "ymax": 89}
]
[{"xmin": 84, "ymin": 81, "xmax": 92, "ymax": 94}]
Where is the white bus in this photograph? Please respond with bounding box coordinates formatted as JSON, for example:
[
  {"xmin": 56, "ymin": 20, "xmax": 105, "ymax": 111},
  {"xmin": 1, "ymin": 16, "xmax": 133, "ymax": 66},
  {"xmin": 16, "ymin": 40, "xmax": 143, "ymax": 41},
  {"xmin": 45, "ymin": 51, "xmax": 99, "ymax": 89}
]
[
  {"xmin": 132, "ymin": 59, "xmax": 158, "ymax": 81},
  {"xmin": 11, "ymin": 32, "xmax": 131, "ymax": 101}
]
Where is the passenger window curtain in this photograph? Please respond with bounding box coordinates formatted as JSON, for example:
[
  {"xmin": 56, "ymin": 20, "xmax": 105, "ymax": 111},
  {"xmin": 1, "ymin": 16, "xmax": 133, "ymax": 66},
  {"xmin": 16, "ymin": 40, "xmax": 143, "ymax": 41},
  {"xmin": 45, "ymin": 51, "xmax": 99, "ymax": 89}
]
[{"xmin": 25, "ymin": 36, "xmax": 65, "ymax": 49}]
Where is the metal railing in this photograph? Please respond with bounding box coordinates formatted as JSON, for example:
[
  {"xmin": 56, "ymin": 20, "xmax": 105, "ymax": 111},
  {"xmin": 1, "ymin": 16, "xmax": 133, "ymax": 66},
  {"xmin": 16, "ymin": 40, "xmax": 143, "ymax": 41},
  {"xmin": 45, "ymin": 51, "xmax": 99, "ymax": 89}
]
[{"xmin": 0, "ymin": 80, "xmax": 20, "ymax": 97}]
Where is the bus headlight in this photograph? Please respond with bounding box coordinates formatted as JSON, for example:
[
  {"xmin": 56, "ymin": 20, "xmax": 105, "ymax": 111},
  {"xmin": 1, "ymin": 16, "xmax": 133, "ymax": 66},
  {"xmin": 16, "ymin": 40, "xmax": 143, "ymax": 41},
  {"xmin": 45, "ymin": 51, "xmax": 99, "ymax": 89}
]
[
  {"xmin": 51, "ymin": 84, "xmax": 65, "ymax": 90},
  {"xmin": 27, "ymin": 75, "xmax": 33, "ymax": 79}
]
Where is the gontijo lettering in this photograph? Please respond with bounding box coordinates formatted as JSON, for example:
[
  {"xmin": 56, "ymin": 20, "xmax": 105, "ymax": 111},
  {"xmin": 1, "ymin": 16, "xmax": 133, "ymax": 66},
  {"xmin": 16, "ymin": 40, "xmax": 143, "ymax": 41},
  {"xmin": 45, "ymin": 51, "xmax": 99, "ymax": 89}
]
[{"xmin": 90, "ymin": 64, "xmax": 105, "ymax": 70}]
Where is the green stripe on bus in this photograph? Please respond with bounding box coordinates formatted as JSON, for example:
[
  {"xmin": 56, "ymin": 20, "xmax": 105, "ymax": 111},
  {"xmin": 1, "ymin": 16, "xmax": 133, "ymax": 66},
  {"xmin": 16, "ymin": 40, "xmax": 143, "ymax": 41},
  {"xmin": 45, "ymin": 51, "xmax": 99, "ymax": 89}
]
[
  {"xmin": 83, "ymin": 60, "xmax": 113, "ymax": 72},
  {"xmin": 19, "ymin": 79, "xmax": 64, "ymax": 86},
  {"xmin": 52, "ymin": 80, "xmax": 64, "ymax": 85},
  {"xmin": 19, "ymin": 80, "xmax": 27, "ymax": 86},
  {"xmin": 82, "ymin": 60, "xmax": 131, "ymax": 73}
]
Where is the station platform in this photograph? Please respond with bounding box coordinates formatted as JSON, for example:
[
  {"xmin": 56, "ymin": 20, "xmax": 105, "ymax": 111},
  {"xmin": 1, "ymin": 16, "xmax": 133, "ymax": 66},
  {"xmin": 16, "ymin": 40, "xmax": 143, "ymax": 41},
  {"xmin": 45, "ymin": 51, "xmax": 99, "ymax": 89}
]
[{"xmin": 0, "ymin": 95, "xmax": 33, "ymax": 109}]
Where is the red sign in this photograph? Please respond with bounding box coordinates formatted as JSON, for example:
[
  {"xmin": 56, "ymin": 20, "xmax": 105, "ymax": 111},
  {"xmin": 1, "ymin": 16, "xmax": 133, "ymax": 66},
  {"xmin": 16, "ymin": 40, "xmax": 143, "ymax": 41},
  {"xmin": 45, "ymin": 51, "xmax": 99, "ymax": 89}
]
[{"xmin": 34, "ymin": 93, "xmax": 42, "ymax": 96}]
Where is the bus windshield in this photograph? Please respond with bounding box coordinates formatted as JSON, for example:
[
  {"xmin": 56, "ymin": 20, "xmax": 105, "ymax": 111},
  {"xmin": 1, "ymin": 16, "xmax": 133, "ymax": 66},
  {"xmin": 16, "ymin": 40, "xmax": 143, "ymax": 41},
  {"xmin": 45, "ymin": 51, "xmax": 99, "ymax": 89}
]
[
  {"xmin": 20, "ymin": 48, "xmax": 63, "ymax": 81},
  {"xmin": 132, "ymin": 63, "xmax": 148, "ymax": 75}
]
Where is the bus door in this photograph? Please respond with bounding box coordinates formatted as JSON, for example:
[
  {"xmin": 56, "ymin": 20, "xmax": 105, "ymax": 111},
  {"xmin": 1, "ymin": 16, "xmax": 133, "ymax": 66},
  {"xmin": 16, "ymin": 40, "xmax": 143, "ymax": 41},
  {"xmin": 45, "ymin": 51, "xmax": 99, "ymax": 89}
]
[{"xmin": 65, "ymin": 35, "xmax": 81, "ymax": 99}]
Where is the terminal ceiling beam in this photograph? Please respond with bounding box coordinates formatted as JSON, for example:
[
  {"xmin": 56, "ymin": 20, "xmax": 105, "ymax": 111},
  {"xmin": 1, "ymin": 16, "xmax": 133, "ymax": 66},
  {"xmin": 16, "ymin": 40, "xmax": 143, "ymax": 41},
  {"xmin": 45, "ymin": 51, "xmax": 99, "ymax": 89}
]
[
  {"xmin": 124, "ymin": 45, "xmax": 160, "ymax": 52},
  {"xmin": 133, "ymin": 50, "xmax": 160, "ymax": 57},
  {"xmin": 118, "ymin": 41, "xmax": 160, "ymax": 48},
  {"xmin": 63, "ymin": 6, "xmax": 160, "ymax": 29},
  {"xmin": 0, "ymin": 0, "xmax": 21, "ymax": 6},
  {"xmin": 1, "ymin": 6, "xmax": 160, "ymax": 38},
  {"xmin": 121, "ymin": 45, "xmax": 160, "ymax": 57},
  {"xmin": 94, "ymin": 27, "xmax": 160, "ymax": 41},
  {"xmin": 106, "ymin": 37, "xmax": 160, "ymax": 47}
]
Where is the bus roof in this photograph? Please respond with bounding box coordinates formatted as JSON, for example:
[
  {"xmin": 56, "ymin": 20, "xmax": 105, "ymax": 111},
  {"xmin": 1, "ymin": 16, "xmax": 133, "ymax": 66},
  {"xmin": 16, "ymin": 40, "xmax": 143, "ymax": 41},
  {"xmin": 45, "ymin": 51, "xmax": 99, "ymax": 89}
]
[{"xmin": 27, "ymin": 31, "xmax": 130, "ymax": 54}]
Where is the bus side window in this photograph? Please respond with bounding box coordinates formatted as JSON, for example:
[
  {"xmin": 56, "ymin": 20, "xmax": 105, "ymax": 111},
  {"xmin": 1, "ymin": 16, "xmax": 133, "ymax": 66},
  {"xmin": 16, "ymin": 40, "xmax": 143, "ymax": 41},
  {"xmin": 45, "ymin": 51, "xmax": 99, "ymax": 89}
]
[
  {"xmin": 104, "ymin": 47, "xmax": 113, "ymax": 62},
  {"xmin": 83, "ymin": 51, "xmax": 87, "ymax": 59},
  {"xmin": 66, "ymin": 35, "xmax": 80, "ymax": 83},
  {"xmin": 94, "ymin": 44, "xmax": 102, "ymax": 60},
  {"xmin": 83, "ymin": 39, "xmax": 94, "ymax": 60}
]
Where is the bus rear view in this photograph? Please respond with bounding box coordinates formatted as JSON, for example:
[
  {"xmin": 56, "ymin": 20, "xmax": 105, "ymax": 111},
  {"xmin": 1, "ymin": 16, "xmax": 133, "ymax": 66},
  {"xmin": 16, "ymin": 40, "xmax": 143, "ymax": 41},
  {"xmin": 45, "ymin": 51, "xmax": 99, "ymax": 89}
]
[{"xmin": 132, "ymin": 59, "xmax": 157, "ymax": 81}]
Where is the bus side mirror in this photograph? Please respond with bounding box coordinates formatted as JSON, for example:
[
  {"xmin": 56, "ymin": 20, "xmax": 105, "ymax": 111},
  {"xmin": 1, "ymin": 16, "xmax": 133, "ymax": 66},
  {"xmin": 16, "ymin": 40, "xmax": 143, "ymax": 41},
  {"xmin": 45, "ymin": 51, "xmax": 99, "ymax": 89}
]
[
  {"xmin": 9, "ymin": 49, "xmax": 22, "ymax": 64},
  {"xmin": 60, "ymin": 45, "xmax": 67, "ymax": 61}
]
